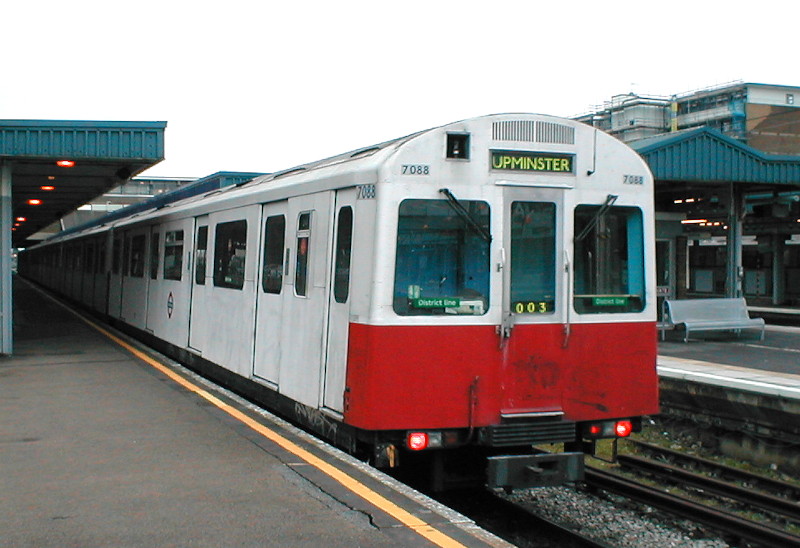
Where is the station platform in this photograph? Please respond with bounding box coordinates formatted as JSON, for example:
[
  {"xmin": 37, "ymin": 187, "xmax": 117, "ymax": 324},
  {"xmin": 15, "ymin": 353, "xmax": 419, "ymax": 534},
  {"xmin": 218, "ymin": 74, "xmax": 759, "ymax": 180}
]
[
  {"xmin": 658, "ymin": 324, "xmax": 800, "ymax": 396},
  {"xmin": 656, "ymin": 325, "xmax": 800, "ymax": 456},
  {"xmin": 1, "ymin": 277, "xmax": 511, "ymax": 548}
]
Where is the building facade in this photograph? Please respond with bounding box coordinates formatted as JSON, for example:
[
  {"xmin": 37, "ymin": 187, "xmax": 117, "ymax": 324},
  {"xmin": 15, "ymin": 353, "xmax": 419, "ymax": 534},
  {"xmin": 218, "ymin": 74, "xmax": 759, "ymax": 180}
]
[{"xmin": 576, "ymin": 82, "xmax": 800, "ymax": 155}]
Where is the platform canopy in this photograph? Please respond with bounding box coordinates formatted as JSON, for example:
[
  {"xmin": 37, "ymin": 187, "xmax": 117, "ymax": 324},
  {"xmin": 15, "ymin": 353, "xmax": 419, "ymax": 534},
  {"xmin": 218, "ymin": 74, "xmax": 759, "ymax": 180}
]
[
  {"xmin": 632, "ymin": 127, "xmax": 800, "ymax": 190},
  {"xmin": 1, "ymin": 120, "xmax": 167, "ymax": 248}
]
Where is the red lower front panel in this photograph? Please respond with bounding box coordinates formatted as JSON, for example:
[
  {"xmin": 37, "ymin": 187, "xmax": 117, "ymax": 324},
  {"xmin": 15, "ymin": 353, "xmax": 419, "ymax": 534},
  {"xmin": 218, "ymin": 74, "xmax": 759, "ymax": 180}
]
[{"xmin": 343, "ymin": 322, "xmax": 659, "ymax": 431}]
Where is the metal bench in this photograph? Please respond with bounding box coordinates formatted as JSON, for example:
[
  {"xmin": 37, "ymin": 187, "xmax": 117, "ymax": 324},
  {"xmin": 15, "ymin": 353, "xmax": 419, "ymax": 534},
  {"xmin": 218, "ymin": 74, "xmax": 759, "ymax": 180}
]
[{"xmin": 662, "ymin": 298, "xmax": 765, "ymax": 343}]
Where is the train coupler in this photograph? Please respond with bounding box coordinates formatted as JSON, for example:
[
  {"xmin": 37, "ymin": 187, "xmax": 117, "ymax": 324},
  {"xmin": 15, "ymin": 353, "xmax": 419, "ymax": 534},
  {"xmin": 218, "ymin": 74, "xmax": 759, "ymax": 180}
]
[{"xmin": 486, "ymin": 452, "xmax": 584, "ymax": 492}]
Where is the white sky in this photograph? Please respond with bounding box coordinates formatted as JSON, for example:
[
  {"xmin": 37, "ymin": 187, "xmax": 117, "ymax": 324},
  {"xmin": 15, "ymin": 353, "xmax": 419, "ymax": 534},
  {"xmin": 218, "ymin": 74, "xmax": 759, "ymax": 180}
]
[{"xmin": 1, "ymin": 0, "xmax": 795, "ymax": 178}]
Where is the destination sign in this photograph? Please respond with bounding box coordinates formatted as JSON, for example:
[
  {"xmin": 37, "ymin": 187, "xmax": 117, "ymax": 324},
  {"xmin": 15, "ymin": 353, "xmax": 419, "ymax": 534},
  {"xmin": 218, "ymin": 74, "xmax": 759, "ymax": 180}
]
[{"xmin": 491, "ymin": 150, "xmax": 574, "ymax": 173}]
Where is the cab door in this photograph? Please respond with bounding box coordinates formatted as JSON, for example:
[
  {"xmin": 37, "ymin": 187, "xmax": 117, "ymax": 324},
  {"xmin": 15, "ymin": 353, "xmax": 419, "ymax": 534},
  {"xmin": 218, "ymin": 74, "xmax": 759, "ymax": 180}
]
[{"xmin": 500, "ymin": 187, "xmax": 565, "ymax": 415}]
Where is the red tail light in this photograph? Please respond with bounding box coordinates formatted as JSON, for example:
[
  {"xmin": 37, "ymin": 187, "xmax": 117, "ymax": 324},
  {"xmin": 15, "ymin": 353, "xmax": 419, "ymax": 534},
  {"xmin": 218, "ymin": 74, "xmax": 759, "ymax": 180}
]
[
  {"xmin": 615, "ymin": 420, "xmax": 633, "ymax": 437},
  {"xmin": 407, "ymin": 432, "xmax": 429, "ymax": 451}
]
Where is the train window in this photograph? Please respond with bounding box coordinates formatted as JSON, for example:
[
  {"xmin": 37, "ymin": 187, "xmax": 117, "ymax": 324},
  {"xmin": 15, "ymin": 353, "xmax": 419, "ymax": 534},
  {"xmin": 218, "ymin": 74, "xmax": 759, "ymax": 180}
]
[
  {"xmin": 130, "ymin": 235, "xmax": 146, "ymax": 278},
  {"xmin": 295, "ymin": 212, "xmax": 312, "ymax": 297},
  {"xmin": 334, "ymin": 206, "xmax": 353, "ymax": 303},
  {"xmin": 573, "ymin": 206, "xmax": 645, "ymax": 313},
  {"xmin": 122, "ymin": 236, "xmax": 131, "ymax": 276},
  {"xmin": 164, "ymin": 230, "xmax": 184, "ymax": 281},
  {"xmin": 262, "ymin": 215, "xmax": 285, "ymax": 294},
  {"xmin": 84, "ymin": 241, "xmax": 95, "ymax": 274},
  {"xmin": 112, "ymin": 237, "xmax": 121, "ymax": 274},
  {"xmin": 214, "ymin": 220, "xmax": 247, "ymax": 290},
  {"xmin": 97, "ymin": 240, "xmax": 106, "ymax": 274},
  {"xmin": 393, "ymin": 199, "xmax": 490, "ymax": 316},
  {"xmin": 194, "ymin": 226, "xmax": 208, "ymax": 285},
  {"xmin": 149, "ymin": 233, "xmax": 159, "ymax": 280},
  {"xmin": 510, "ymin": 202, "xmax": 556, "ymax": 314}
]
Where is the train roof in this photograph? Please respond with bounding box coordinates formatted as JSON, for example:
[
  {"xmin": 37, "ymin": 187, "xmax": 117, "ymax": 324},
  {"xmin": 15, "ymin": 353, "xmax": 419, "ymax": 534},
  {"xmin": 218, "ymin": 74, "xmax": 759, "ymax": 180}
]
[{"xmin": 33, "ymin": 113, "xmax": 626, "ymax": 246}]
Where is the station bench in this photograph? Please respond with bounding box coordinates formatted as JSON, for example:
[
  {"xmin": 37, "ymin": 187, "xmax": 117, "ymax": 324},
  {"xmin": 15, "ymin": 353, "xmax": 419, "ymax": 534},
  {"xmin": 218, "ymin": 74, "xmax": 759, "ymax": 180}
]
[{"xmin": 662, "ymin": 297, "xmax": 765, "ymax": 343}]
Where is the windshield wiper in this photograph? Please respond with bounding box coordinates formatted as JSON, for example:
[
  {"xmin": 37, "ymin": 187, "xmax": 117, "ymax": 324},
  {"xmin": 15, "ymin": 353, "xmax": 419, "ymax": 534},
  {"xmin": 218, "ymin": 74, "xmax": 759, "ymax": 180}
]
[
  {"xmin": 575, "ymin": 194, "xmax": 618, "ymax": 242},
  {"xmin": 439, "ymin": 188, "xmax": 492, "ymax": 243}
]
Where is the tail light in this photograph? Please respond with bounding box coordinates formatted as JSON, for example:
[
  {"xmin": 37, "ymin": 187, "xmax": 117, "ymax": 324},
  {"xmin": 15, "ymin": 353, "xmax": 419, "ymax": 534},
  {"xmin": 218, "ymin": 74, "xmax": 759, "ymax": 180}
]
[
  {"xmin": 615, "ymin": 420, "xmax": 633, "ymax": 437},
  {"xmin": 582, "ymin": 419, "xmax": 636, "ymax": 439},
  {"xmin": 405, "ymin": 431, "xmax": 444, "ymax": 451},
  {"xmin": 407, "ymin": 432, "xmax": 429, "ymax": 451}
]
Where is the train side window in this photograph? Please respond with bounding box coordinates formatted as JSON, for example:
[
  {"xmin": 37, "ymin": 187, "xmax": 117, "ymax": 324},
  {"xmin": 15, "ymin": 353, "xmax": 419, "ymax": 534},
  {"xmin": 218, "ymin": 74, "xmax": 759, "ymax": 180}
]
[
  {"xmin": 84, "ymin": 241, "xmax": 95, "ymax": 274},
  {"xmin": 164, "ymin": 230, "xmax": 184, "ymax": 281},
  {"xmin": 122, "ymin": 236, "xmax": 131, "ymax": 276},
  {"xmin": 333, "ymin": 206, "xmax": 353, "ymax": 303},
  {"xmin": 149, "ymin": 233, "xmax": 160, "ymax": 280},
  {"xmin": 573, "ymin": 205, "xmax": 645, "ymax": 313},
  {"xmin": 112, "ymin": 237, "xmax": 121, "ymax": 274},
  {"xmin": 214, "ymin": 220, "xmax": 247, "ymax": 290},
  {"xmin": 195, "ymin": 226, "xmax": 208, "ymax": 285},
  {"xmin": 510, "ymin": 202, "xmax": 556, "ymax": 314},
  {"xmin": 393, "ymin": 199, "xmax": 490, "ymax": 316},
  {"xmin": 295, "ymin": 212, "xmax": 312, "ymax": 297},
  {"xmin": 262, "ymin": 215, "xmax": 285, "ymax": 294},
  {"xmin": 97, "ymin": 239, "xmax": 106, "ymax": 274},
  {"xmin": 130, "ymin": 235, "xmax": 146, "ymax": 278}
]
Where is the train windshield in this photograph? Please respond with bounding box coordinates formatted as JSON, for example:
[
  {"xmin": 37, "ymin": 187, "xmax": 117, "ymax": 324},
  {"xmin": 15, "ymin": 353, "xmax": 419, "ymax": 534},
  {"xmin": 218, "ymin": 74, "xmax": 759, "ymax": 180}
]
[
  {"xmin": 573, "ymin": 205, "xmax": 645, "ymax": 313},
  {"xmin": 394, "ymin": 199, "xmax": 490, "ymax": 316}
]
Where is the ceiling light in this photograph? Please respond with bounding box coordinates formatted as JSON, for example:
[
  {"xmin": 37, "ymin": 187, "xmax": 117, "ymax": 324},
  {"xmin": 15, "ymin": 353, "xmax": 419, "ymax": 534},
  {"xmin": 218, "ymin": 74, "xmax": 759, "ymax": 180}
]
[
  {"xmin": 27, "ymin": 199, "xmax": 42, "ymax": 205},
  {"xmin": 16, "ymin": 217, "xmax": 26, "ymax": 222},
  {"xmin": 40, "ymin": 185, "xmax": 56, "ymax": 191},
  {"xmin": 56, "ymin": 160, "xmax": 75, "ymax": 168}
]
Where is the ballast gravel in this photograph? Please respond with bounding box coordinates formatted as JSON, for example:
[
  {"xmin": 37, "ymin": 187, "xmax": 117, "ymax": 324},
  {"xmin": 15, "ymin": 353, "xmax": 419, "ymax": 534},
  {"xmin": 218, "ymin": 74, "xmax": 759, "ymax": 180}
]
[{"xmin": 503, "ymin": 486, "xmax": 730, "ymax": 547}]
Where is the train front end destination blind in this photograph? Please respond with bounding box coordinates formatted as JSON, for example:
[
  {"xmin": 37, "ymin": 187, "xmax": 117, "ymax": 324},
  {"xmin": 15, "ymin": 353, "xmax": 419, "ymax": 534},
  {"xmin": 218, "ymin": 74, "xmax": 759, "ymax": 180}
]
[{"xmin": 491, "ymin": 150, "xmax": 574, "ymax": 173}]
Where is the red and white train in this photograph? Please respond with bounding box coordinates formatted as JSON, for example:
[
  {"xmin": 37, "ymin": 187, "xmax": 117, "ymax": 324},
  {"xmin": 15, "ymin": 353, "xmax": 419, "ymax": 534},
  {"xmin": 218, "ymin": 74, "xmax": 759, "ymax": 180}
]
[{"xmin": 19, "ymin": 113, "xmax": 659, "ymax": 490}]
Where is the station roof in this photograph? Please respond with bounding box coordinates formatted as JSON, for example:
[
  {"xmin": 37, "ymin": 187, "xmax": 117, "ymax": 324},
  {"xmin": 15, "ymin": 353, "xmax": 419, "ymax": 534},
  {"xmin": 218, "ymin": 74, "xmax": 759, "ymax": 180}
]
[
  {"xmin": 631, "ymin": 127, "xmax": 800, "ymax": 188},
  {"xmin": 1, "ymin": 119, "xmax": 167, "ymax": 248},
  {"xmin": 51, "ymin": 171, "xmax": 266, "ymax": 242}
]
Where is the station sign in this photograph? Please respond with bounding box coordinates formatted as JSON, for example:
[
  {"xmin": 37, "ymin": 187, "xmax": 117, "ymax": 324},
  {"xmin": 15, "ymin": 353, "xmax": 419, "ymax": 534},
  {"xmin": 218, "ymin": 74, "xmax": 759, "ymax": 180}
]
[
  {"xmin": 491, "ymin": 150, "xmax": 574, "ymax": 173},
  {"xmin": 411, "ymin": 297, "xmax": 460, "ymax": 308}
]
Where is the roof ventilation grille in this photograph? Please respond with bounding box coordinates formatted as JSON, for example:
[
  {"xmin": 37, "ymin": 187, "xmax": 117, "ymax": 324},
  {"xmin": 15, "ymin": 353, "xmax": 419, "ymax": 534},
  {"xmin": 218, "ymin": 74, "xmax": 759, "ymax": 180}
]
[
  {"xmin": 493, "ymin": 120, "xmax": 536, "ymax": 142},
  {"xmin": 536, "ymin": 121, "xmax": 575, "ymax": 144},
  {"xmin": 492, "ymin": 120, "xmax": 575, "ymax": 145}
]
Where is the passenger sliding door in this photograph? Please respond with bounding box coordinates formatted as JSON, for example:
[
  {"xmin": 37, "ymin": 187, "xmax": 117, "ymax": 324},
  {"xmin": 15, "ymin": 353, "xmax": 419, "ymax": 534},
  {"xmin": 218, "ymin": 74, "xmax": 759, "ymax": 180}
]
[
  {"xmin": 322, "ymin": 189, "xmax": 357, "ymax": 414},
  {"xmin": 188, "ymin": 216, "xmax": 209, "ymax": 352},
  {"xmin": 278, "ymin": 193, "xmax": 333, "ymax": 408},
  {"xmin": 253, "ymin": 202, "xmax": 288, "ymax": 387}
]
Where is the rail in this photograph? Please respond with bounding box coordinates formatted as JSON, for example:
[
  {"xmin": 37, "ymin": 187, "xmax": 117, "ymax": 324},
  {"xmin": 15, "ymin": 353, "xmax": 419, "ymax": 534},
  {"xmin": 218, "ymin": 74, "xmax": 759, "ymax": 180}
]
[{"xmin": 585, "ymin": 466, "xmax": 800, "ymax": 547}]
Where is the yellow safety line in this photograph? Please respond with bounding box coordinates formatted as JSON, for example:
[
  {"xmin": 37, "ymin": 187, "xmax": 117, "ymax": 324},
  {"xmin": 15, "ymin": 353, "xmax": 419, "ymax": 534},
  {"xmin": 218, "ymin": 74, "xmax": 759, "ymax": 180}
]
[{"xmin": 69, "ymin": 309, "xmax": 467, "ymax": 548}]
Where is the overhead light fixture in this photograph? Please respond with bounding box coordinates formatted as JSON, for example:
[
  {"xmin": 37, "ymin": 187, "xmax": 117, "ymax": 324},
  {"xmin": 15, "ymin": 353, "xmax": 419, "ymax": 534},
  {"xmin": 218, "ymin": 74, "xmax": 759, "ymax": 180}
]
[
  {"xmin": 47, "ymin": 176, "xmax": 56, "ymax": 180},
  {"xmin": 27, "ymin": 199, "xmax": 42, "ymax": 206},
  {"xmin": 16, "ymin": 217, "xmax": 26, "ymax": 222},
  {"xmin": 681, "ymin": 219, "xmax": 708, "ymax": 224},
  {"xmin": 56, "ymin": 160, "xmax": 75, "ymax": 168},
  {"xmin": 40, "ymin": 185, "xmax": 56, "ymax": 191}
]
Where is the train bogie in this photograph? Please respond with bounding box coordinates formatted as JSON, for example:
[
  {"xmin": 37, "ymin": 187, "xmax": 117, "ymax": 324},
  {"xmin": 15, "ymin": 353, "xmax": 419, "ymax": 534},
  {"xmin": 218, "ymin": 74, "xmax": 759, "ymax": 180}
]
[{"xmin": 19, "ymin": 113, "xmax": 659, "ymax": 491}]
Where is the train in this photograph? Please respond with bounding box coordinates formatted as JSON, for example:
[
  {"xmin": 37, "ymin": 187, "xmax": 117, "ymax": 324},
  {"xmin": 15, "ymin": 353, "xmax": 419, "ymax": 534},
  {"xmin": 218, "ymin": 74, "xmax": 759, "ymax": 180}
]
[{"xmin": 18, "ymin": 113, "xmax": 659, "ymax": 491}]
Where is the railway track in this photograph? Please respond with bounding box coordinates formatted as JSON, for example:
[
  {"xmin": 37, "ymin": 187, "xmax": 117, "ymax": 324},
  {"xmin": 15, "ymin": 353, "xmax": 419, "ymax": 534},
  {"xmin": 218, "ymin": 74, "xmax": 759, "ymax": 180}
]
[
  {"xmin": 434, "ymin": 489, "xmax": 614, "ymax": 548},
  {"xmin": 585, "ymin": 445, "xmax": 800, "ymax": 548}
]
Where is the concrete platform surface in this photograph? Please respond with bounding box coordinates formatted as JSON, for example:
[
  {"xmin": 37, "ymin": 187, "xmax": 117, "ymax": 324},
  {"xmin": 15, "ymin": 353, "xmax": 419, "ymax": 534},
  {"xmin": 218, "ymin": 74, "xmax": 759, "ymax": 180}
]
[{"xmin": 1, "ymin": 279, "xmax": 510, "ymax": 548}]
